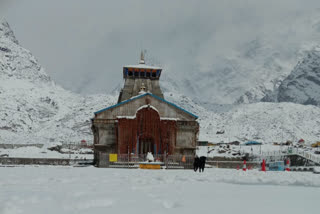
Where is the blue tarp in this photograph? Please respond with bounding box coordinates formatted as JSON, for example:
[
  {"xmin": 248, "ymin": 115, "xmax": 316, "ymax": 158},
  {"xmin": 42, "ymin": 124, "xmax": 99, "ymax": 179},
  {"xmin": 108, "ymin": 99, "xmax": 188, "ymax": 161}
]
[
  {"xmin": 268, "ymin": 161, "xmax": 285, "ymax": 171},
  {"xmin": 245, "ymin": 141, "xmax": 262, "ymax": 145}
]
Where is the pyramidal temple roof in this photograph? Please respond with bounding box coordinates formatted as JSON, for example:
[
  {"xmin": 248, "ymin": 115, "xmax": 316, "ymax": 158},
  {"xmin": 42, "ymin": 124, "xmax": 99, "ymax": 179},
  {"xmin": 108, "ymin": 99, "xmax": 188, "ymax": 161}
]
[{"xmin": 94, "ymin": 92, "xmax": 198, "ymax": 119}]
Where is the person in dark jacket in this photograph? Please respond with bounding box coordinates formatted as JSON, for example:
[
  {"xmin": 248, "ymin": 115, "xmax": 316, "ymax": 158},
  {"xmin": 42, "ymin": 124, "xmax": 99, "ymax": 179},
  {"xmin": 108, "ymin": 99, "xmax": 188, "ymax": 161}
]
[
  {"xmin": 193, "ymin": 156, "xmax": 200, "ymax": 172},
  {"xmin": 199, "ymin": 156, "xmax": 207, "ymax": 172}
]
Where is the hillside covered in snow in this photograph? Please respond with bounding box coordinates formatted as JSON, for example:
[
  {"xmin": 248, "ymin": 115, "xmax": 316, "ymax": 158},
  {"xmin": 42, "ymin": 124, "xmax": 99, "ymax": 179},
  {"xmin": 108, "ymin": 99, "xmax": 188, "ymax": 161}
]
[
  {"xmin": 164, "ymin": 91, "xmax": 320, "ymax": 144},
  {"xmin": 0, "ymin": 19, "xmax": 116, "ymax": 146},
  {"xmin": 1, "ymin": 18, "xmax": 320, "ymax": 148}
]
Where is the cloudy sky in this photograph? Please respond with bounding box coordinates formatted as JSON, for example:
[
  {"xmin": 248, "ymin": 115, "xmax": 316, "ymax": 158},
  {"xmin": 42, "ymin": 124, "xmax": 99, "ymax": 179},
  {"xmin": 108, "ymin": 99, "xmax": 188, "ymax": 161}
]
[{"xmin": 1, "ymin": 0, "xmax": 320, "ymax": 95}]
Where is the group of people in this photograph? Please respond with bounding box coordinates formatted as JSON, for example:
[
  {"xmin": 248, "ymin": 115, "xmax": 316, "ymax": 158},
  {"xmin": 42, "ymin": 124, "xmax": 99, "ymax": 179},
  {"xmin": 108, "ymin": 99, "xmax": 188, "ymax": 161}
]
[{"xmin": 193, "ymin": 156, "xmax": 206, "ymax": 172}]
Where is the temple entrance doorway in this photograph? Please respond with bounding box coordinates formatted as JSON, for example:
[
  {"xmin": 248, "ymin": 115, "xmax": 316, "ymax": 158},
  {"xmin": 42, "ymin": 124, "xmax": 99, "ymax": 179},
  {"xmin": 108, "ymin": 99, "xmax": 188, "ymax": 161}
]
[{"xmin": 138, "ymin": 136, "xmax": 155, "ymax": 154}]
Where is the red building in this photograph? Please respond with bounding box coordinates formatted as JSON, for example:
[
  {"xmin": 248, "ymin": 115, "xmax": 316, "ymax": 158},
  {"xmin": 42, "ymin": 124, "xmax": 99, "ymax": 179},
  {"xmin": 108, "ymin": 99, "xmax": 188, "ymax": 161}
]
[{"xmin": 91, "ymin": 53, "xmax": 199, "ymax": 166}]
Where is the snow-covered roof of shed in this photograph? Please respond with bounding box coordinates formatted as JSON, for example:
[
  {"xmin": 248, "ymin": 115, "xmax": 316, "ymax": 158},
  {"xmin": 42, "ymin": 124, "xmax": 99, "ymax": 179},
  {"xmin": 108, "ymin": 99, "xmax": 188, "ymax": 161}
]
[{"xmin": 94, "ymin": 92, "xmax": 198, "ymax": 119}]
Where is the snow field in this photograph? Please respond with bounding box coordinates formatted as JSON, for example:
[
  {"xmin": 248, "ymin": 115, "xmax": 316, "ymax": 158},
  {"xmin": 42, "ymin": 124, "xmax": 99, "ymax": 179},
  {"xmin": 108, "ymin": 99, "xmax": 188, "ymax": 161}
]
[
  {"xmin": 0, "ymin": 146, "xmax": 92, "ymax": 159},
  {"xmin": 197, "ymin": 144, "xmax": 319, "ymax": 158},
  {"xmin": 0, "ymin": 167, "xmax": 319, "ymax": 214}
]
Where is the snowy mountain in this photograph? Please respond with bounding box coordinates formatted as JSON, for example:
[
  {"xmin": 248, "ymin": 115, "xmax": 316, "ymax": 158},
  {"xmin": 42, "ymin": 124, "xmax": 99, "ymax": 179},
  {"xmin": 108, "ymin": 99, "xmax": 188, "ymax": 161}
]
[
  {"xmin": 0, "ymin": 19, "xmax": 116, "ymax": 146},
  {"xmin": 168, "ymin": 9, "xmax": 320, "ymax": 105},
  {"xmin": 1, "ymin": 18, "xmax": 320, "ymax": 148},
  {"xmin": 0, "ymin": 20, "xmax": 50, "ymax": 83},
  {"xmin": 262, "ymin": 49, "xmax": 320, "ymax": 106},
  {"xmin": 164, "ymin": 91, "xmax": 320, "ymax": 144}
]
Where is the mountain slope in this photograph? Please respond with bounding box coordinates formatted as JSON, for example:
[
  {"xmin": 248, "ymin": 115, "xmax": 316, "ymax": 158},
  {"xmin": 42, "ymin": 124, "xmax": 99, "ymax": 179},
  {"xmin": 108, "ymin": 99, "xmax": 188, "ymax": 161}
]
[
  {"xmin": 0, "ymin": 19, "xmax": 117, "ymax": 145},
  {"xmin": 165, "ymin": 91, "xmax": 320, "ymax": 144},
  {"xmin": 262, "ymin": 49, "xmax": 320, "ymax": 106}
]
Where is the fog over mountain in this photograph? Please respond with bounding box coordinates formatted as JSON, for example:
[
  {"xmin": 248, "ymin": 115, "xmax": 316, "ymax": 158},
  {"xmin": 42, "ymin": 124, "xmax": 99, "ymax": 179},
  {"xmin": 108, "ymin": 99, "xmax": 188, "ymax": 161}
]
[{"xmin": 2, "ymin": 0, "xmax": 320, "ymax": 104}]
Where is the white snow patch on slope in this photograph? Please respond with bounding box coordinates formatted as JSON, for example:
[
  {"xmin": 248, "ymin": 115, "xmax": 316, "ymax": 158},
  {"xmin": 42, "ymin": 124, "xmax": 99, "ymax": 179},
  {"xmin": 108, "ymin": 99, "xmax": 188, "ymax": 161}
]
[{"xmin": 165, "ymin": 91, "xmax": 320, "ymax": 144}]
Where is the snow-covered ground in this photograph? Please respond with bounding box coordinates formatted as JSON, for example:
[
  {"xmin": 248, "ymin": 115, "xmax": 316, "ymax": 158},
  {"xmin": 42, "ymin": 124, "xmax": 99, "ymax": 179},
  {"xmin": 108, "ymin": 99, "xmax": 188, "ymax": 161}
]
[
  {"xmin": 0, "ymin": 146, "xmax": 92, "ymax": 159},
  {"xmin": 0, "ymin": 167, "xmax": 319, "ymax": 214},
  {"xmin": 197, "ymin": 144, "xmax": 320, "ymax": 158},
  {"xmin": 197, "ymin": 144, "xmax": 280, "ymax": 158}
]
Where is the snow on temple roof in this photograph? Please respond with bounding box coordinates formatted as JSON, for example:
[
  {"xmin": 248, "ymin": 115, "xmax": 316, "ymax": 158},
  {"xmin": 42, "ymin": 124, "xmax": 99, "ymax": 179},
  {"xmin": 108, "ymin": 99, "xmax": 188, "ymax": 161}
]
[
  {"xmin": 123, "ymin": 51, "xmax": 162, "ymax": 70},
  {"xmin": 117, "ymin": 115, "xmax": 180, "ymax": 121},
  {"xmin": 123, "ymin": 64, "xmax": 162, "ymax": 70},
  {"xmin": 160, "ymin": 117, "xmax": 180, "ymax": 121},
  {"xmin": 117, "ymin": 115, "xmax": 136, "ymax": 119},
  {"xmin": 94, "ymin": 92, "xmax": 198, "ymax": 119},
  {"xmin": 136, "ymin": 104, "xmax": 159, "ymax": 113}
]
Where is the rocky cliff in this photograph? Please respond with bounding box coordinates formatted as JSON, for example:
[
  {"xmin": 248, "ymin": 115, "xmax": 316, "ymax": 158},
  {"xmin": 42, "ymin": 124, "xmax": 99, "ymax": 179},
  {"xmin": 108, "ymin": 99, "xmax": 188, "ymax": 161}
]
[{"xmin": 262, "ymin": 49, "xmax": 320, "ymax": 106}]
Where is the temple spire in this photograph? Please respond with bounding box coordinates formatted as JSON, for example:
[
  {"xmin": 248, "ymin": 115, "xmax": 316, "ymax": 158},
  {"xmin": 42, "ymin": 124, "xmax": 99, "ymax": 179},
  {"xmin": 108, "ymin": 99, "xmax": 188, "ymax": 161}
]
[{"xmin": 139, "ymin": 51, "xmax": 145, "ymax": 64}]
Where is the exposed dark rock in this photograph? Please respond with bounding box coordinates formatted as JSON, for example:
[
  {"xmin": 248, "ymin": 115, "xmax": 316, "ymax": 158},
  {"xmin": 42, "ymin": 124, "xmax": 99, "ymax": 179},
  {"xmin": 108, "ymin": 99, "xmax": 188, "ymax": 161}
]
[
  {"xmin": 0, "ymin": 19, "xmax": 19, "ymax": 44},
  {"xmin": 262, "ymin": 50, "xmax": 320, "ymax": 106}
]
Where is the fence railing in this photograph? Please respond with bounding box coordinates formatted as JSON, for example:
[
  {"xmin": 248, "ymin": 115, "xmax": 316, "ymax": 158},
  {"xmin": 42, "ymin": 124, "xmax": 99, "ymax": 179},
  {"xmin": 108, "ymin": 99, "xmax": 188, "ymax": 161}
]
[
  {"xmin": 295, "ymin": 150, "xmax": 320, "ymax": 164},
  {"xmin": 166, "ymin": 154, "xmax": 194, "ymax": 169},
  {"xmin": 97, "ymin": 149, "xmax": 320, "ymax": 169},
  {"xmin": 250, "ymin": 148, "xmax": 320, "ymax": 164},
  {"xmin": 98, "ymin": 153, "xmax": 194, "ymax": 169}
]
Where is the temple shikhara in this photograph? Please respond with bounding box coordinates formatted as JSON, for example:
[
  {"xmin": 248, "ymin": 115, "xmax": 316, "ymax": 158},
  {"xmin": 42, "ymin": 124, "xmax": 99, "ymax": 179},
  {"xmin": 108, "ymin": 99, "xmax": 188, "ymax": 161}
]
[{"xmin": 91, "ymin": 52, "xmax": 199, "ymax": 165}]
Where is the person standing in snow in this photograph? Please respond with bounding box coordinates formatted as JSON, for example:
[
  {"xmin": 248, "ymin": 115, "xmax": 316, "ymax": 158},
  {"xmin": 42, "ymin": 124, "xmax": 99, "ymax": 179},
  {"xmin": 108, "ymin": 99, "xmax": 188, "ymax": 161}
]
[
  {"xmin": 193, "ymin": 155, "xmax": 200, "ymax": 172},
  {"xmin": 199, "ymin": 156, "xmax": 207, "ymax": 172}
]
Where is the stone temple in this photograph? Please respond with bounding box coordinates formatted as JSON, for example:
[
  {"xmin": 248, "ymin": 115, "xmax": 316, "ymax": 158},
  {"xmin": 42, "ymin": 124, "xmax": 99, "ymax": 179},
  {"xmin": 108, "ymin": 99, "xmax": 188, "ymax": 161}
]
[{"xmin": 91, "ymin": 52, "xmax": 199, "ymax": 165}]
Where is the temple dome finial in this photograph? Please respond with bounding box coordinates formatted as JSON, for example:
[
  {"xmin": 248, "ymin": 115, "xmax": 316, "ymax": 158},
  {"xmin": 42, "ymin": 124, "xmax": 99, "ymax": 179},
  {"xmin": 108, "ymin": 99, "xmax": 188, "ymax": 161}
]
[
  {"xmin": 139, "ymin": 82, "xmax": 146, "ymax": 94},
  {"xmin": 139, "ymin": 51, "xmax": 145, "ymax": 64}
]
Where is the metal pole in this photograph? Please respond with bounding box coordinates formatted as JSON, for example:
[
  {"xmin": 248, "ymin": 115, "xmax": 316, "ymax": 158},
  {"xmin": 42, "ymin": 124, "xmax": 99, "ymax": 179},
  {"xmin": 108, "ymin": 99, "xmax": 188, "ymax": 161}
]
[
  {"xmin": 260, "ymin": 145, "xmax": 261, "ymax": 154},
  {"xmin": 69, "ymin": 141, "xmax": 71, "ymax": 159}
]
